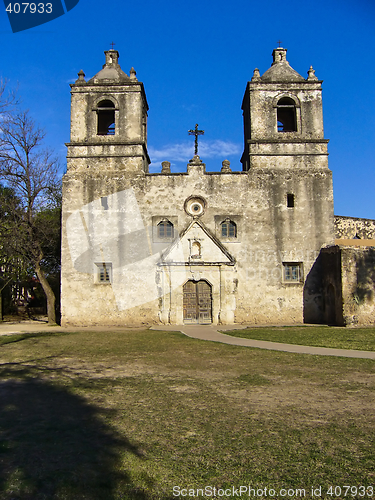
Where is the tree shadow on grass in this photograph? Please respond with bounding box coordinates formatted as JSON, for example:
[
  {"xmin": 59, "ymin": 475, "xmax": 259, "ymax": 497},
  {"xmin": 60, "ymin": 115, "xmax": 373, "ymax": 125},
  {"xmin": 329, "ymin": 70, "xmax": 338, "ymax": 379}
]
[{"xmin": 0, "ymin": 364, "xmax": 154, "ymax": 500}]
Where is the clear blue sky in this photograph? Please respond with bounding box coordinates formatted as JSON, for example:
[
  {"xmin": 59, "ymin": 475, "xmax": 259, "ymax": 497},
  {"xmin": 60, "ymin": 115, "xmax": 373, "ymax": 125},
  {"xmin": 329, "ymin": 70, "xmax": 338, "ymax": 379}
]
[{"xmin": 1, "ymin": 0, "xmax": 374, "ymax": 218}]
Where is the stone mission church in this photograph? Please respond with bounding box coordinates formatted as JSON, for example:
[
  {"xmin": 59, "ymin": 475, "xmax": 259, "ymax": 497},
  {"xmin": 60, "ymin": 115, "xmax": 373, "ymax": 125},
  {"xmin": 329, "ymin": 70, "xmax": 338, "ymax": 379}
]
[{"xmin": 61, "ymin": 47, "xmax": 375, "ymax": 327}]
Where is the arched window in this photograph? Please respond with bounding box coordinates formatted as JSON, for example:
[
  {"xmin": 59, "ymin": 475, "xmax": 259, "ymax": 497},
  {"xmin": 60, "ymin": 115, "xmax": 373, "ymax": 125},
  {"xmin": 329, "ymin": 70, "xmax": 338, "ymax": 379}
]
[
  {"xmin": 157, "ymin": 220, "xmax": 174, "ymax": 239},
  {"xmin": 221, "ymin": 219, "xmax": 237, "ymax": 238},
  {"xmin": 97, "ymin": 100, "xmax": 115, "ymax": 135},
  {"xmin": 277, "ymin": 97, "xmax": 297, "ymax": 132}
]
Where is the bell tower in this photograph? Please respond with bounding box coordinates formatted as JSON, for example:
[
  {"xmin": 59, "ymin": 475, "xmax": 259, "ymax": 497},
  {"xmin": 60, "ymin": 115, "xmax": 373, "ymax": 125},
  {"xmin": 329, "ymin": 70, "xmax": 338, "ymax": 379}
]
[
  {"xmin": 67, "ymin": 49, "xmax": 150, "ymax": 175},
  {"xmin": 241, "ymin": 47, "xmax": 328, "ymax": 171}
]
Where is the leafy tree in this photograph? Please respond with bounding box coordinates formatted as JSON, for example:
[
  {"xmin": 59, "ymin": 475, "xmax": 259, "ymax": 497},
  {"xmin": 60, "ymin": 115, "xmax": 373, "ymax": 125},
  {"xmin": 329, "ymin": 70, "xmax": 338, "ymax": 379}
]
[{"xmin": 0, "ymin": 110, "xmax": 60, "ymax": 324}]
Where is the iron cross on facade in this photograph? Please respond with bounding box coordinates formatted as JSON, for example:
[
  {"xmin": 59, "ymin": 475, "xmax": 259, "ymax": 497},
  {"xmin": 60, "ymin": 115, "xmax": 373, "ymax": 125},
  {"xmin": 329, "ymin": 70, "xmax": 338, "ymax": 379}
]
[{"xmin": 188, "ymin": 124, "xmax": 204, "ymax": 156}]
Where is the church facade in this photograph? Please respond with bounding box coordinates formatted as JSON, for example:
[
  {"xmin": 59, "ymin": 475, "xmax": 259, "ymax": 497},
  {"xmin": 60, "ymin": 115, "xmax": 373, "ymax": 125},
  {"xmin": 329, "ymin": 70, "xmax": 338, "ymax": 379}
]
[{"xmin": 61, "ymin": 47, "xmax": 375, "ymax": 327}]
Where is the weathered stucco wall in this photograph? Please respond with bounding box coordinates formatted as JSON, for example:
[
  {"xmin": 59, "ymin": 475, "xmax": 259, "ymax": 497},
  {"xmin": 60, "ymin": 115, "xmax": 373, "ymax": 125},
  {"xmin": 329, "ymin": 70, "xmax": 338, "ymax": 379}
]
[{"xmin": 61, "ymin": 155, "xmax": 334, "ymax": 326}]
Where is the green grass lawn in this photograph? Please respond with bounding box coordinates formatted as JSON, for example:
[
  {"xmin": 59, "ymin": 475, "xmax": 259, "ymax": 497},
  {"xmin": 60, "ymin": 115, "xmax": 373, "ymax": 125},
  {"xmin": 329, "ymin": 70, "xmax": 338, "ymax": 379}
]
[
  {"xmin": 0, "ymin": 328, "xmax": 374, "ymax": 499},
  {"xmin": 222, "ymin": 326, "xmax": 375, "ymax": 351}
]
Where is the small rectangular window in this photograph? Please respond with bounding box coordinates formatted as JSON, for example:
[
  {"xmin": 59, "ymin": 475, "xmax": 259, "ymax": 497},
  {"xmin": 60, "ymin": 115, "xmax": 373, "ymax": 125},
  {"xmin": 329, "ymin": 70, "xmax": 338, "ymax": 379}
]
[
  {"xmin": 96, "ymin": 262, "xmax": 112, "ymax": 283},
  {"xmin": 283, "ymin": 262, "xmax": 303, "ymax": 283},
  {"xmin": 287, "ymin": 194, "xmax": 295, "ymax": 208},
  {"xmin": 101, "ymin": 197, "xmax": 108, "ymax": 210}
]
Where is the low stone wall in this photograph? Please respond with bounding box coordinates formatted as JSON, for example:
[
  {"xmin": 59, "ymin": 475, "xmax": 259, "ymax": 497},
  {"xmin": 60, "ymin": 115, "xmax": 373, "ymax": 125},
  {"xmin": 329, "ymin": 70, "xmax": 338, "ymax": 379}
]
[{"xmin": 335, "ymin": 215, "xmax": 375, "ymax": 240}]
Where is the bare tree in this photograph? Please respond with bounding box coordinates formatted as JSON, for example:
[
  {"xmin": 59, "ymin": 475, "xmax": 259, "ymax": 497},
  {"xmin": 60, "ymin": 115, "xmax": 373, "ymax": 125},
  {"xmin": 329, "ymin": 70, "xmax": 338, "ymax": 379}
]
[
  {"xmin": 0, "ymin": 110, "xmax": 60, "ymax": 324},
  {"xmin": 0, "ymin": 77, "xmax": 18, "ymax": 116}
]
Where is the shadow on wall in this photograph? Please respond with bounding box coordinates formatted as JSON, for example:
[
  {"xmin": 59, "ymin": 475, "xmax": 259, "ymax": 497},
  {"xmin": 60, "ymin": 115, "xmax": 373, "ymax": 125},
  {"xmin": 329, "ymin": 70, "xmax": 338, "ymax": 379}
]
[
  {"xmin": 0, "ymin": 364, "xmax": 171, "ymax": 499},
  {"xmin": 303, "ymin": 248, "xmax": 343, "ymax": 326},
  {"xmin": 354, "ymin": 248, "xmax": 375, "ymax": 306},
  {"xmin": 304, "ymin": 246, "xmax": 375, "ymax": 327},
  {"xmin": 303, "ymin": 252, "xmax": 325, "ymax": 325}
]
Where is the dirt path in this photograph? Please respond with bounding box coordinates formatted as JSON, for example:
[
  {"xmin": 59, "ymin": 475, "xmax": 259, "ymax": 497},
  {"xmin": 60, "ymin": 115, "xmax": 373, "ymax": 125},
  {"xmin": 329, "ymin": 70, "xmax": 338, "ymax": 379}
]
[
  {"xmin": 152, "ymin": 324, "xmax": 375, "ymax": 359},
  {"xmin": 1, "ymin": 320, "xmax": 374, "ymax": 359}
]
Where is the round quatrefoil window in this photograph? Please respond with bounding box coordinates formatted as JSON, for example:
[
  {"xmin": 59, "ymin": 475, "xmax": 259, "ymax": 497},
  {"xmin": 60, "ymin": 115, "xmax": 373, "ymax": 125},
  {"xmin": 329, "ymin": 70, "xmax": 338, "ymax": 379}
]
[{"xmin": 184, "ymin": 196, "xmax": 206, "ymax": 217}]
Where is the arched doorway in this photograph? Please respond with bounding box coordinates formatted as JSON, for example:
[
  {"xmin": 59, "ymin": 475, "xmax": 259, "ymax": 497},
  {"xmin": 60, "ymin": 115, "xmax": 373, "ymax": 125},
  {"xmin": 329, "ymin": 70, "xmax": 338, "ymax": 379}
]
[{"xmin": 183, "ymin": 280, "xmax": 212, "ymax": 324}]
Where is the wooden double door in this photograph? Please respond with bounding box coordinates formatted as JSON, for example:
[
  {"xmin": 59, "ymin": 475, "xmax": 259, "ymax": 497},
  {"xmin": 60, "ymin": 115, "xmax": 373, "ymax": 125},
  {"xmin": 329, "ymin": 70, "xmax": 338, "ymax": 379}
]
[{"xmin": 183, "ymin": 280, "xmax": 212, "ymax": 324}]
